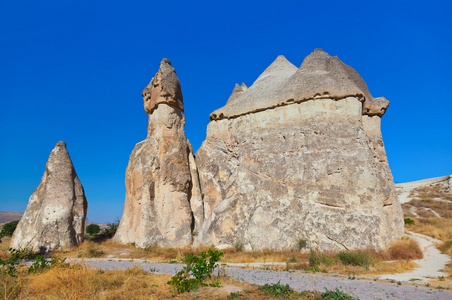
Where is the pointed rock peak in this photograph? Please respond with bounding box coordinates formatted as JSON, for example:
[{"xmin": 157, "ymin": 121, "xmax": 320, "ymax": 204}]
[
  {"xmin": 158, "ymin": 58, "xmax": 175, "ymax": 74},
  {"xmin": 142, "ymin": 58, "xmax": 184, "ymax": 115},
  {"xmin": 256, "ymin": 55, "xmax": 297, "ymax": 81},
  {"xmin": 233, "ymin": 83, "xmax": 244, "ymax": 93},
  {"xmin": 240, "ymin": 82, "xmax": 248, "ymax": 91},
  {"xmin": 299, "ymin": 49, "xmax": 333, "ymax": 71},
  {"xmin": 10, "ymin": 140, "xmax": 87, "ymax": 252},
  {"xmin": 226, "ymin": 83, "xmax": 246, "ymax": 104},
  {"xmin": 55, "ymin": 141, "xmax": 67, "ymax": 150}
]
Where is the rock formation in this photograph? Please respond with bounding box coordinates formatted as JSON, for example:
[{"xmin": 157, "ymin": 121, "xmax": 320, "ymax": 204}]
[
  {"xmin": 114, "ymin": 58, "xmax": 203, "ymax": 248},
  {"xmin": 10, "ymin": 141, "xmax": 87, "ymax": 253},
  {"xmin": 194, "ymin": 49, "xmax": 404, "ymax": 251}
]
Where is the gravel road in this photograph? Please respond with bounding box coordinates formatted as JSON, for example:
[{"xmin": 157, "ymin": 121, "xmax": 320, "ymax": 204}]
[{"xmin": 78, "ymin": 259, "xmax": 452, "ymax": 300}]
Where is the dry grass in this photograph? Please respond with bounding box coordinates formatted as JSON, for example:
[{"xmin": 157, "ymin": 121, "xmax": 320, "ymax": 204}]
[
  {"xmin": 20, "ymin": 264, "xmax": 176, "ymax": 299},
  {"xmin": 63, "ymin": 239, "xmax": 311, "ymax": 264},
  {"xmin": 409, "ymin": 183, "xmax": 452, "ymax": 202},
  {"xmin": 405, "ymin": 218, "xmax": 452, "ymax": 242},
  {"xmin": 0, "ymin": 237, "xmax": 12, "ymax": 260},
  {"xmin": 388, "ymin": 237, "xmax": 423, "ymax": 260},
  {"xmin": 57, "ymin": 237, "xmax": 423, "ymax": 278},
  {"xmin": 1, "ymin": 263, "xmax": 329, "ymax": 300}
]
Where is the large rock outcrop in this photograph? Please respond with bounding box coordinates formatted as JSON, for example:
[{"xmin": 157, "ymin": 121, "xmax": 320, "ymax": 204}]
[
  {"xmin": 194, "ymin": 49, "xmax": 403, "ymax": 251},
  {"xmin": 114, "ymin": 59, "xmax": 203, "ymax": 248},
  {"xmin": 10, "ymin": 141, "xmax": 87, "ymax": 253}
]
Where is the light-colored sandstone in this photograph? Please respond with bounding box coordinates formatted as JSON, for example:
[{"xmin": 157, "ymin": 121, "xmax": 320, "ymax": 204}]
[
  {"xmin": 114, "ymin": 59, "xmax": 202, "ymax": 248},
  {"xmin": 10, "ymin": 141, "xmax": 87, "ymax": 253},
  {"xmin": 195, "ymin": 50, "xmax": 403, "ymax": 250},
  {"xmin": 210, "ymin": 49, "xmax": 389, "ymax": 120}
]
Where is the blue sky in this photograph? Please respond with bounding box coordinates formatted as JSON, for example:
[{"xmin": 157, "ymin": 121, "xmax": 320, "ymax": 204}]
[{"xmin": 1, "ymin": 0, "xmax": 451, "ymax": 223}]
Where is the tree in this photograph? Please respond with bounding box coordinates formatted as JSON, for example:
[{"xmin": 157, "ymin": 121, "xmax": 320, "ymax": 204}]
[
  {"xmin": 0, "ymin": 220, "xmax": 20, "ymax": 237},
  {"xmin": 86, "ymin": 224, "xmax": 101, "ymax": 235},
  {"xmin": 104, "ymin": 218, "xmax": 120, "ymax": 238}
]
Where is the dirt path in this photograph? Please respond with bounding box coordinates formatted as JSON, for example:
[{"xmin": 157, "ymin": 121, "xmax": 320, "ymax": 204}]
[
  {"xmin": 75, "ymin": 258, "xmax": 452, "ymax": 300},
  {"xmin": 379, "ymin": 231, "xmax": 450, "ymax": 282}
]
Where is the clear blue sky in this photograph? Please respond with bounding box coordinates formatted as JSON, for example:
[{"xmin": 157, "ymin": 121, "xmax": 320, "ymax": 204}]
[{"xmin": 1, "ymin": 0, "xmax": 451, "ymax": 223}]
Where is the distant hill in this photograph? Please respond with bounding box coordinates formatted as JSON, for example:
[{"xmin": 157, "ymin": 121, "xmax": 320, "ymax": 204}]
[
  {"xmin": 0, "ymin": 212, "xmax": 23, "ymax": 224},
  {"xmin": 396, "ymin": 175, "xmax": 452, "ymax": 219}
]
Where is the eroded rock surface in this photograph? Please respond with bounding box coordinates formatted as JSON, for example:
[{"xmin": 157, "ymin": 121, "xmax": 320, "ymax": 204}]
[
  {"xmin": 195, "ymin": 50, "xmax": 403, "ymax": 251},
  {"xmin": 114, "ymin": 59, "xmax": 202, "ymax": 248},
  {"xmin": 10, "ymin": 141, "xmax": 87, "ymax": 253}
]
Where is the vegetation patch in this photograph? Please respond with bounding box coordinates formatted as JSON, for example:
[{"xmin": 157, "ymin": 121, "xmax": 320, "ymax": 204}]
[
  {"xmin": 258, "ymin": 280, "xmax": 293, "ymax": 297},
  {"xmin": 389, "ymin": 238, "xmax": 423, "ymax": 260},
  {"xmin": 336, "ymin": 251, "xmax": 373, "ymax": 269},
  {"xmin": 167, "ymin": 248, "xmax": 223, "ymax": 293},
  {"xmin": 321, "ymin": 288, "xmax": 358, "ymax": 300},
  {"xmin": 0, "ymin": 220, "xmax": 19, "ymax": 238}
]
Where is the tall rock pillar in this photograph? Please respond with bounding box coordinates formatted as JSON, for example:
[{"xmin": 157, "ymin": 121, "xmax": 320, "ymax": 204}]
[{"xmin": 114, "ymin": 59, "xmax": 203, "ymax": 248}]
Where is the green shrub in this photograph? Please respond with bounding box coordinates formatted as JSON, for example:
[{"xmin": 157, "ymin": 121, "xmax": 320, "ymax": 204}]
[
  {"xmin": 404, "ymin": 218, "xmax": 415, "ymax": 225},
  {"xmin": 227, "ymin": 291, "xmax": 242, "ymax": 299},
  {"xmin": 321, "ymin": 288, "xmax": 357, "ymax": 299},
  {"xmin": 104, "ymin": 219, "xmax": 119, "ymax": 237},
  {"xmin": 28, "ymin": 256, "xmax": 67, "ymax": 273},
  {"xmin": 0, "ymin": 220, "xmax": 20, "ymax": 237},
  {"xmin": 297, "ymin": 238, "xmax": 307, "ymax": 250},
  {"xmin": 0, "ymin": 248, "xmax": 66, "ymax": 276},
  {"xmin": 336, "ymin": 251, "xmax": 373, "ymax": 269},
  {"xmin": 86, "ymin": 224, "xmax": 101, "ymax": 235},
  {"xmin": 0, "ymin": 248, "xmax": 32, "ymax": 276},
  {"xmin": 167, "ymin": 249, "xmax": 223, "ymax": 293},
  {"xmin": 258, "ymin": 280, "xmax": 293, "ymax": 297},
  {"xmin": 309, "ymin": 250, "xmax": 336, "ymax": 267}
]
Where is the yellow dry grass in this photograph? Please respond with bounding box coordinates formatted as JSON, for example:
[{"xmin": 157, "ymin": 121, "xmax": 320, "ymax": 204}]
[
  {"xmin": 62, "ymin": 239, "xmax": 311, "ymax": 264},
  {"xmin": 1, "ymin": 263, "xmax": 326, "ymax": 300},
  {"xmin": 405, "ymin": 218, "xmax": 452, "ymax": 242},
  {"xmin": 0, "ymin": 237, "xmax": 12, "ymax": 260}
]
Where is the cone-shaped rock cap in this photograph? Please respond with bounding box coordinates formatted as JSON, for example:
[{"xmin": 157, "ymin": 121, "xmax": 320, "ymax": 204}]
[
  {"xmin": 210, "ymin": 55, "xmax": 297, "ymax": 120},
  {"xmin": 210, "ymin": 49, "xmax": 389, "ymax": 120},
  {"xmin": 142, "ymin": 58, "xmax": 184, "ymax": 114}
]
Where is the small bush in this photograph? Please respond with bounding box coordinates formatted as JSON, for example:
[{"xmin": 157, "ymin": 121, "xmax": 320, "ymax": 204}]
[
  {"xmin": 227, "ymin": 291, "xmax": 242, "ymax": 299},
  {"xmin": 309, "ymin": 250, "xmax": 336, "ymax": 267},
  {"xmin": 296, "ymin": 238, "xmax": 307, "ymax": 250},
  {"xmin": 104, "ymin": 219, "xmax": 119, "ymax": 237},
  {"xmin": 321, "ymin": 288, "xmax": 357, "ymax": 299},
  {"xmin": 167, "ymin": 249, "xmax": 223, "ymax": 293},
  {"xmin": 336, "ymin": 251, "xmax": 373, "ymax": 269},
  {"xmin": 86, "ymin": 224, "xmax": 101, "ymax": 235},
  {"xmin": 259, "ymin": 280, "xmax": 293, "ymax": 297},
  {"xmin": 86, "ymin": 244, "xmax": 104, "ymax": 258},
  {"xmin": 404, "ymin": 218, "xmax": 415, "ymax": 225},
  {"xmin": 389, "ymin": 239, "xmax": 423, "ymax": 260},
  {"xmin": 234, "ymin": 241, "xmax": 244, "ymax": 252},
  {"xmin": 0, "ymin": 220, "xmax": 20, "ymax": 237}
]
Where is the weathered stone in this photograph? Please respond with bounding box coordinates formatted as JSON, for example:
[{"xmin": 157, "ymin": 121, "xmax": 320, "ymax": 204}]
[
  {"xmin": 195, "ymin": 50, "xmax": 403, "ymax": 251},
  {"xmin": 142, "ymin": 58, "xmax": 184, "ymax": 115},
  {"xmin": 210, "ymin": 49, "xmax": 389, "ymax": 120},
  {"xmin": 10, "ymin": 141, "xmax": 87, "ymax": 253},
  {"xmin": 114, "ymin": 59, "xmax": 202, "ymax": 248}
]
